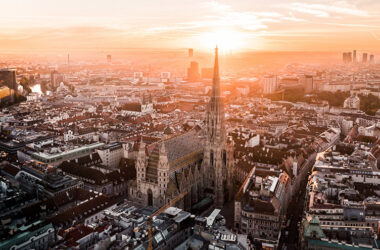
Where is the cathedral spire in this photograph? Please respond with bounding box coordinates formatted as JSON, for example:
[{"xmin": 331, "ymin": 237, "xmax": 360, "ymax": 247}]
[
  {"xmin": 212, "ymin": 46, "xmax": 220, "ymax": 98},
  {"xmin": 207, "ymin": 46, "xmax": 225, "ymax": 142}
]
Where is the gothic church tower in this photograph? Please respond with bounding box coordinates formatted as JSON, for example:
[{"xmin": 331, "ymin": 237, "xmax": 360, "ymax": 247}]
[{"xmin": 203, "ymin": 47, "xmax": 234, "ymax": 208}]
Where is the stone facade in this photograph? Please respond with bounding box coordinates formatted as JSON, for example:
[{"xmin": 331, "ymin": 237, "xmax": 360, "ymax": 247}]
[
  {"xmin": 130, "ymin": 47, "xmax": 234, "ymax": 210},
  {"xmin": 202, "ymin": 47, "xmax": 234, "ymax": 208}
]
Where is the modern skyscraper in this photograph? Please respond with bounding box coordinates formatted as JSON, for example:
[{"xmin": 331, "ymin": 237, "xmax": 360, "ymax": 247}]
[
  {"xmin": 370, "ymin": 54, "xmax": 375, "ymax": 63},
  {"xmin": 353, "ymin": 50, "xmax": 357, "ymax": 63},
  {"xmin": 342, "ymin": 52, "xmax": 352, "ymax": 64},
  {"xmin": 0, "ymin": 69, "xmax": 17, "ymax": 90},
  {"xmin": 304, "ymin": 75, "xmax": 314, "ymax": 94},
  {"xmin": 187, "ymin": 61, "xmax": 200, "ymax": 81},
  {"xmin": 202, "ymin": 46, "xmax": 234, "ymax": 208},
  {"xmin": 50, "ymin": 70, "xmax": 64, "ymax": 88},
  {"xmin": 263, "ymin": 75, "xmax": 277, "ymax": 94},
  {"xmin": 362, "ymin": 53, "xmax": 368, "ymax": 63},
  {"xmin": 0, "ymin": 69, "xmax": 16, "ymax": 102},
  {"xmin": 342, "ymin": 52, "xmax": 347, "ymax": 63},
  {"xmin": 188, "ymin": 48, "xmax": 193, "ymax": 58},
  {"xmin": 107, "ymin": 55, "xmax": 112, "ymax": 64}
]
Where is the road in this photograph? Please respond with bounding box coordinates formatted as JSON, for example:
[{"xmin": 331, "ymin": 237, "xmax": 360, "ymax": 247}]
[{"xmin": 279, "ymin": 155, "xmax": 316, "ymax": 249}]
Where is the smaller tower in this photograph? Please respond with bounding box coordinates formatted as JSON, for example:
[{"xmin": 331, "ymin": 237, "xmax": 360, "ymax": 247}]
[
  {"xmin": 136, "ymin": 139, "xmax": 146, "ymax": 189},
  {"xmin": 157, "ymin": 143, "xmax": 169, "ymax": 204}
]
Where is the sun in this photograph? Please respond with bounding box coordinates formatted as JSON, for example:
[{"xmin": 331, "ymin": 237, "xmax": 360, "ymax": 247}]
[{"xmin": 199, "ymin": 29, "xmax": 245, "ymax": 52}]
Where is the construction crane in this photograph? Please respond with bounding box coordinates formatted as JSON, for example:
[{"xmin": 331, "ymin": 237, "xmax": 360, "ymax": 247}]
[{"xmin": 133, "ymin": 191, "xmax": 188, "ymax": 250}]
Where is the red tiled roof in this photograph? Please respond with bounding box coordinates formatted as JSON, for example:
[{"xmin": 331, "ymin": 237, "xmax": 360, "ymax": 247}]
[
  {"xmin": 50, "ymin": 193, "xmax": 116, "ymax": 226},
  {"xmin": 1, "ymin": 164, "xmax": 20, "ymax": 177}
]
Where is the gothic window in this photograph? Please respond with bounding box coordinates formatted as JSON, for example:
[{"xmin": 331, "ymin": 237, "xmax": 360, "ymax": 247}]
[
  {"xmin": 311, "ymin": 231, "xmax": 317, "ymax": 239},
  {"xmin": 210, "ymin": 150, "xmax": 214, "ymax": 166},
  {"xmin": 223, "ymin": 150, "xmax": 227, "ymax": 166}
]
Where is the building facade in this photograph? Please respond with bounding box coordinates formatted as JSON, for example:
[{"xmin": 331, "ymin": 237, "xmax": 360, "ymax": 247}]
[
  {"xmin": 131, "ymin": 47, "xmax": 234, "ymax": 210},
  {"xmin": 263, "ymin": 75, "xmax": 277, "ymax": 94}
]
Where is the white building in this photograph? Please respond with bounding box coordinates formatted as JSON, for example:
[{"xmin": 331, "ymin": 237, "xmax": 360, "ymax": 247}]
[
  {"xmin": 96, "ymin": 142, "xmax": 125, "ymax": 168},
  {"xmin": 263, "ymin": 75, "xmax": 277, "ymax": 94},
  {"xmin": 343, "ymin": 94, "xmax": 360, "ymax": 109},
  {"xmin": 64, "ymin": 127, "xmax": 97, "ymax": 142}
]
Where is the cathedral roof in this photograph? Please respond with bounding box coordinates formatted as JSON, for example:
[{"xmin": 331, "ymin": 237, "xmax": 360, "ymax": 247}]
[
  {"xmin": 162, "ymin": 128, "xmax": 203, "ymax": 164},
  {"xmin": 145, "ymin": 128, "xmax": 203, "ymax": 183}
]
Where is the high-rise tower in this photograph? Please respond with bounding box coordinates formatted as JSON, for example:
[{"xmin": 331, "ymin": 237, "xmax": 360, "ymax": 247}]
[{"xmin": 203, "ymin": 47, "xmax": 234, "ymax": 208}]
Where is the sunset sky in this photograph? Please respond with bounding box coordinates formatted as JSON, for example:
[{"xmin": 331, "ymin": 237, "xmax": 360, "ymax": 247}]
[{"xmin": 1, "ymin": 0, "xmax": 380, "ymax": 52}]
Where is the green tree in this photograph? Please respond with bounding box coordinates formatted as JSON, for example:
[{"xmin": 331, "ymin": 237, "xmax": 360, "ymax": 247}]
[
  {"xmin": 20, "ymin": 77, "xmax": 32, "ymax": 93},
  {"xmin": 359, "ymin": 94, "xmax": 380, "ymax": 115},
  {"xmin": 40, "ymin": 81, "xmax": 48, "ymax": 94}
]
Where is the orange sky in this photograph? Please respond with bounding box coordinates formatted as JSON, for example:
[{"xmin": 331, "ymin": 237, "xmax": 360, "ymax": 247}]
[{"xmin": 1, "ymin": 0, "xmax": 380, "ymax": 53}]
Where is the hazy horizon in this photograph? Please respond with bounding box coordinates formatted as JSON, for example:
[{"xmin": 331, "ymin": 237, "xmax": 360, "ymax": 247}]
[{"xmin": 1, "ymin": 0, "xmax": 380, "ymax": 53}]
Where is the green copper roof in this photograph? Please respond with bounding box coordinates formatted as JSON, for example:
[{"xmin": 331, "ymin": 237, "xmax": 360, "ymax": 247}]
[
  {"xmin": 303, "ymin": 216, "xmax": 326, "ymax": 239},
  {"xmin": 308, "ymin": 239, "xmax": 372, "ymax": 250},
  {"xmin": 0, "ymin": 221, "xmax": 54, "ymax": 250}
]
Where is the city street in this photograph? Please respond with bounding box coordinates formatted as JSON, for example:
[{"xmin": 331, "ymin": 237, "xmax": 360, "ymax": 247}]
[{"xmin": 279, "ymin": 157, "xmax": 315, "ymax": 250}]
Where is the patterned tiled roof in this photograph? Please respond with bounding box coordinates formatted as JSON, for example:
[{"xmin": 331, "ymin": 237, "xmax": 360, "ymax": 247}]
[
  {"xmin": 146, "ymin": 128, "xmax": 203, "ymax": 183},
  {"xmin": 162, "ymin": 128, "xmax": 203, "ymax": 164}
]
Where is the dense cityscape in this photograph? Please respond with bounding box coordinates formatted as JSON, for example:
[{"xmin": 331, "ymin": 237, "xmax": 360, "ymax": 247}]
[
  {"xmin": 1, "ymin": 46, "xmax": 380, "ymax": 249},
  {"xmin": 1, "ymin": 1, "xmax": 380, "ymax": 250}
]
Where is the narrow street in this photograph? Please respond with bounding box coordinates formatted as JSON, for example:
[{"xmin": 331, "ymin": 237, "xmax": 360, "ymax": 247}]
[{"xmin": 279, "ymin": 155, "xmax": 316, "ymax": 249}]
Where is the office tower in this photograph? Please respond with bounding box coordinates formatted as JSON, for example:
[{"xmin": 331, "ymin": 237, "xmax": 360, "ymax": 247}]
[
  {"xmin": 353, "ymin": 50, "xmax": 357, "ymax": 63},
  {"xmin": 370, "ymin": 55, "xmax": 375, "ymax": 63},
  {"xmin": 187, "ymin": 61, "xmax": 200, "ymax": 81},
  {"xmin": 362, "ymin": 53, "xmax": 368, "ymax": 63},
  {"xmin": 263, "ymin": 75, "xmax": 277, "ymax": 94},
  {"xmin": 50, "ymin": 70, "xmax": 64, "ymax": 88},
  {"xmin": 107, "ymin": 55, "xmax": 112, "ymax": 64},
  {"xmin": 201, "ymin": 68, "xmax": 213, "ymax": 79},
  {"xmin": 304, "ymin": 75, "xmax": 314, "ymax": 94},
  {"xmin": 188, "ymin": 48, "xmax": 193, "ymax": 58},
  {"xmin": 0, "ymin": 69, "xmax": 16, "ymax": 102},
  {"xmin": 0, "ymin": 69, "xmax": 17, "ymax": 90},
  {"xmin": 342, "ymin": 52, "xmax": 352, "ymax": 64},
  {"xmin": 348, "ymin": 52, "xmax": 352, "ymax": 63}
]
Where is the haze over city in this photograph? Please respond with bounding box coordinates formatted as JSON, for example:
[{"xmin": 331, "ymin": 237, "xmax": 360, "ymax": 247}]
[
  {"xmin": 1, "ymin": 0, "xmax": 380, "ymax": 53},
  {"xmin": 1, "ymin": 1, "xmax": 380, "ymax": 250}
]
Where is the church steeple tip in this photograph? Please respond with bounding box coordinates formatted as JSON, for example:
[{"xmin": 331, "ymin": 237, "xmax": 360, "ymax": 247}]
[{"xmin": 214, "ymin": 46, "xmax": 219, "ymax": 80}]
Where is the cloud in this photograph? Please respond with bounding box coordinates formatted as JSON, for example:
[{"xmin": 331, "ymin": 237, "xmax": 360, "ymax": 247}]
[
  {"xmin": 370, "ymin": 31, "xmax": 380, "ymax": 41},
  {"xmin": 202, "ymin": 1, "xmax": 231, "ymax": 12},
  {"xmin": 290, "ymin": 3, "xmax": 329, "ymax": 17},
  {"xmin": 289, "ymin": 2, "xmax": 370, "ymax": 18}
]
